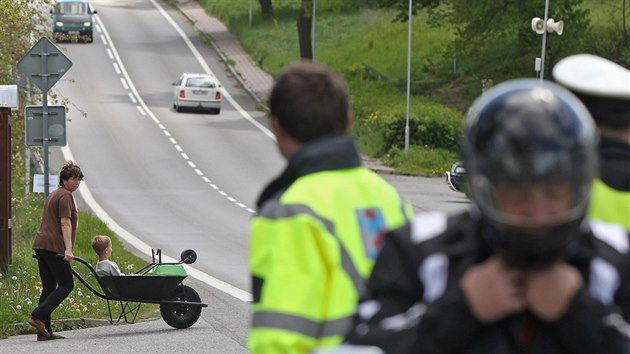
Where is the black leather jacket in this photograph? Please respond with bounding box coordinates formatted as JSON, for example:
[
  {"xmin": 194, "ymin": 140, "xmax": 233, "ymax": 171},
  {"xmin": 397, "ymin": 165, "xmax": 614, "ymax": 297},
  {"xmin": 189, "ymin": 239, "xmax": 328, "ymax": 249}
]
[{"xmin": 347, "ymin": 210, "xmax": 630, "ymax": 354}]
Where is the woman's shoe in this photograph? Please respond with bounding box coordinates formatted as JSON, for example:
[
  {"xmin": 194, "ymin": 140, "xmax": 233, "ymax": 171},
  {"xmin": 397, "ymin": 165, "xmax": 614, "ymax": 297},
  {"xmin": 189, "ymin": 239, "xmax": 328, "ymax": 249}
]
[
  {"xmin": 37, "ymin": 333, "xmax": 66, "ymax": 341},
  {"xmin": 27, "ymin": 316, "xmax": 50, "ymax": 337}
]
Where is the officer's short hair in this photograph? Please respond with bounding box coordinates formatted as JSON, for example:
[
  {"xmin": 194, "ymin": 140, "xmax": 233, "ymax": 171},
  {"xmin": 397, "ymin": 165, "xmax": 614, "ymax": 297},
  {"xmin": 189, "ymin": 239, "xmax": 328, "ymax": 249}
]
[{"xmin": 269, "ymin": 61, "xmax": 350, "ymax": 143}]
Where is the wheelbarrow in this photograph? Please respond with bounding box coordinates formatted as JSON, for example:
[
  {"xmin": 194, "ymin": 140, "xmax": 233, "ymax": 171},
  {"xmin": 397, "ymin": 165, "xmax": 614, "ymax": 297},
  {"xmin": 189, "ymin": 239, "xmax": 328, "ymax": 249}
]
[{"xmin": 60, "ymin": 249, "xmax": 208, "ymax": 329}]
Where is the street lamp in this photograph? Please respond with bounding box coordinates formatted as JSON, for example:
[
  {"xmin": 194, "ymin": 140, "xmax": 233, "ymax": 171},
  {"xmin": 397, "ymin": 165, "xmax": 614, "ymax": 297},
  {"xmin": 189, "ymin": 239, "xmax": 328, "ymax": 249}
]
[
  {"xmin": 531, "ymin": 0, "xmax": 563, "ymax": 83},
  {"xmin": 249, "ymin": 0, "xmax": 253, "ymax": 27},
  {"xmin": 312, "ymin": 0, "xmax": 316, "ymax": 61},
  {"xmin": 404, "ymin": 0, "xmax": 412, "ymax": 151}
]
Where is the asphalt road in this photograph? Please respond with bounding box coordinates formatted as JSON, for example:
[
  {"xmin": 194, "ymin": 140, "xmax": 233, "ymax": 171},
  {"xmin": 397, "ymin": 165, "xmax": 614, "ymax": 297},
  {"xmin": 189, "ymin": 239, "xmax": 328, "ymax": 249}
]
[
  {"xmin": 51, "ymin": 0, "xmax": 283, "ymax": 294},
  {"xmin": 5, "ymin": 0, "xmax": 469, "ymax": 351}
]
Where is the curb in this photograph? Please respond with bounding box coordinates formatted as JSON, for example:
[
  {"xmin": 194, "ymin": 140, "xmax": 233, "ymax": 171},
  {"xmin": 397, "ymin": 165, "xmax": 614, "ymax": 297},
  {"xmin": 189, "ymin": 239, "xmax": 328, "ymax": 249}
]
[
  {"xmin": 14, "ymin": 318, "xmax": 111, "ymax": 335},
  {"xmin": 14, "ymin": 316, "xmax": 162, "ymax": 335}
]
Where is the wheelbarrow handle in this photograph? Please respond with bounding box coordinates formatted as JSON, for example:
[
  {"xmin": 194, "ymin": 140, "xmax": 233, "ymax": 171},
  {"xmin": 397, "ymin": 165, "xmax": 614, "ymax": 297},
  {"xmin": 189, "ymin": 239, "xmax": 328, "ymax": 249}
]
[
  {"xmin": 54, "ymin": 253, "xmax": 75, "ymax": 261},
  {"xmin": 53, "ymin": 253, "xmax": 93, "ymax": 267},
  {"xmin": 34, "ymin": 253, "xmax": 71, "ymax": 260}
]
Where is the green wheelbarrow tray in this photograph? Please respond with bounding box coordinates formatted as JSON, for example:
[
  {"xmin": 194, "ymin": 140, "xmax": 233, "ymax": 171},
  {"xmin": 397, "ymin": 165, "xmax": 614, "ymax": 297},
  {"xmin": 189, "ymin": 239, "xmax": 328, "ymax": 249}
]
[{"xmin": 147, "ymin": 264, "xmax": 188, "ymax": 277}]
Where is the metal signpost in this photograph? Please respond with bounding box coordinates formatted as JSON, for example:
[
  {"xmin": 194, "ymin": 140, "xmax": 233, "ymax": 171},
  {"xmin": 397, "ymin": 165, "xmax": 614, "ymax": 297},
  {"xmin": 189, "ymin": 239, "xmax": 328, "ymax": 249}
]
[{"xmin": 17, "ymin": 37, "xmax": 72, "ymax": 199}]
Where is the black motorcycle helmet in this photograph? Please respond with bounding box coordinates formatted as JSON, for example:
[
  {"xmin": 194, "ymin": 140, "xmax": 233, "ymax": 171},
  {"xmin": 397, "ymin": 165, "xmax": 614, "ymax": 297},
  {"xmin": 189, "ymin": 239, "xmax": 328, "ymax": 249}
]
[{"xmin": 462, "ymin": 79, "xmax": 598, "ymax": 268}]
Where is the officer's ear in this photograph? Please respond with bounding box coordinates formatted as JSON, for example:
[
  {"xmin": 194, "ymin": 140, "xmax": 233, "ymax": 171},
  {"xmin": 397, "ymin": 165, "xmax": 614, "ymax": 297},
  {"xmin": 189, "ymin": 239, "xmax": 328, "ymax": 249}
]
[
  {"xmin": 271, "ymin": 117, "xmax": 300, "ymax": 159},
  {"xmin": 271, "ymin": 116, "xmax": 286, "ymax": 141}
]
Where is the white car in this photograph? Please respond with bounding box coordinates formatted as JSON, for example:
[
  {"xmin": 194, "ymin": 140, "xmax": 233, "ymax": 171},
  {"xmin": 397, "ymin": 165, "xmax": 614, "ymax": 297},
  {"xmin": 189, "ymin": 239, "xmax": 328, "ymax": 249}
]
[{"xmin": 172, "ymin": 73, "xmax": 221, "ymax": 114}]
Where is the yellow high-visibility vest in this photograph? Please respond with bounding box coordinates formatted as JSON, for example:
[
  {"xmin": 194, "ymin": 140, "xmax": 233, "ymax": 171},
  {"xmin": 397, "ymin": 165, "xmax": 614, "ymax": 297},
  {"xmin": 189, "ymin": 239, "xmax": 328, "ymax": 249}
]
[
  {"xmin": 249, "ymin": 167, "xmax": 413, "ymax": 354},
  {"xmin": 589, "ymin": 178, "xmax": 630, "ymax": 230}
]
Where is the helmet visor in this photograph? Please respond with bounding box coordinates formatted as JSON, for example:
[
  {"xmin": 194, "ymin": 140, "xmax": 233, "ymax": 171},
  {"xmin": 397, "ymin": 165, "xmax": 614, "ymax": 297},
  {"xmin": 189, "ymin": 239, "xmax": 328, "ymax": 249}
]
[{"xmin": 472, "ymin": 176, "xmax": 591, "ymax": 231}]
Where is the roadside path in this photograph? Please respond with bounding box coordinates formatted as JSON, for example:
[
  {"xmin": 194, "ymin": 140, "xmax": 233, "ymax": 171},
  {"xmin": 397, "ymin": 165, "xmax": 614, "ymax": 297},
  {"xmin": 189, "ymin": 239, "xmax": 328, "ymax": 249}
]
[{"xmin": 175, "ymin": 0, "xmax": 273, "ymax": 107}]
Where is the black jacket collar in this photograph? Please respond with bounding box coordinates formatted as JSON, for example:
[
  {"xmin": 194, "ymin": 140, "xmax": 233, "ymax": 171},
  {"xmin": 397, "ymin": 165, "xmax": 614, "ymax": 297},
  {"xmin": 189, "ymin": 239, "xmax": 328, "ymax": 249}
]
[
  {"xmin": 256, "ymin": 134, "xmax": 362, "ymax": 209},
  {"xmin": 599, "ymin": 136, "xmax": 630, "ymax": 191}
]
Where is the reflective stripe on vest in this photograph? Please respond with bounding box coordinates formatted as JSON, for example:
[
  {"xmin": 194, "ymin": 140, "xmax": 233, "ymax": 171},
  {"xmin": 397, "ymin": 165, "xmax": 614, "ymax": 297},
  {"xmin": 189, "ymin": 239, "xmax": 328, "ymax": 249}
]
[
  {"xmin": 252, "ymin": 311, "xmax": 354, "ymax": 339},
  {"xmin": 258, "ymin": 202, "xmax": 367, "ymax": 297}
]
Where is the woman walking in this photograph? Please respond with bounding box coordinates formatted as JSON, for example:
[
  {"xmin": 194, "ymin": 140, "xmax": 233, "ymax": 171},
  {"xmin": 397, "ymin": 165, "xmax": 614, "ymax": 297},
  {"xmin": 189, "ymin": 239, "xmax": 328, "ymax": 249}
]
[{"xmin": 28, "ymin": 161, "xmax": 84, "ymax": 341}]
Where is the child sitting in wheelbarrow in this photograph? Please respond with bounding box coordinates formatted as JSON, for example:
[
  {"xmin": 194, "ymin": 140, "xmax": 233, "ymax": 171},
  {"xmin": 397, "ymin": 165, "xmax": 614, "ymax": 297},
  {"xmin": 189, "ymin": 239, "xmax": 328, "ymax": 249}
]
[
  {"xmin": 75, "ymin": 243, "xmax": 205, "ymax": 328},
  {"xmin": 91, "ymin": 235, "xmax": 125, "ymax": 277}
]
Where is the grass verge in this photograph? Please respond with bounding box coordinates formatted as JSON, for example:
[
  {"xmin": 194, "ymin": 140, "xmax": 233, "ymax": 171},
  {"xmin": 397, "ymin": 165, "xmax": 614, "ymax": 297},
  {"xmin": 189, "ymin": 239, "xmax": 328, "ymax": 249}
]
[
  {"xmin": 193, "ymin": 0, "xmax": 624, "ymax": 175},
  {"xmin": 197, "ymin": 0, "xmax": 464, "ymax": 176},
  {"xmin": 0, "ymin": 192, "xmax": 160, "ymax": 339}
]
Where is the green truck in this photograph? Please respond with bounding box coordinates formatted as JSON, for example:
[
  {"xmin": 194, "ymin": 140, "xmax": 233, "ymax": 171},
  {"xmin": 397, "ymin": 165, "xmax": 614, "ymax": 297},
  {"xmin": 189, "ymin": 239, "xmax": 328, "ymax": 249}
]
[{"xmin": 51, "ymin": 0, "xmax": 97, "ymax": 43}]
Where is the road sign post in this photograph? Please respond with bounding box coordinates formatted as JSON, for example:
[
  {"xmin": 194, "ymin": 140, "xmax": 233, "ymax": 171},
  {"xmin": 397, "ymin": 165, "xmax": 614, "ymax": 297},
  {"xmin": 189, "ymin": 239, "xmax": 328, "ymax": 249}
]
[{"xmin": 17, "ymin": 37, "xmax": 72, "ymax": 199}]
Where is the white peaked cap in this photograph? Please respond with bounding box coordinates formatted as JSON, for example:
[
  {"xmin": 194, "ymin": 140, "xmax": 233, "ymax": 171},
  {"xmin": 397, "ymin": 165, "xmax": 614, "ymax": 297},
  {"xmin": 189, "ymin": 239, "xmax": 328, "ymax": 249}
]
[{"xmin": 552, "ymin": 54, "xmax": 630, "ymax": 100}]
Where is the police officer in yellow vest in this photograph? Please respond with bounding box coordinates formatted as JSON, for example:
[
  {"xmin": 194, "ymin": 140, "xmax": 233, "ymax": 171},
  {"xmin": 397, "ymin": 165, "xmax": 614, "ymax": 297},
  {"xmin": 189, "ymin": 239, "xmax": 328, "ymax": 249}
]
[
  {"xmin": 249, "ymin": 61, "xmax": 413, "ymax": 354},
  {"xmin": 553, "ymin": 54, "xmax": 630, "ymax": 230}
]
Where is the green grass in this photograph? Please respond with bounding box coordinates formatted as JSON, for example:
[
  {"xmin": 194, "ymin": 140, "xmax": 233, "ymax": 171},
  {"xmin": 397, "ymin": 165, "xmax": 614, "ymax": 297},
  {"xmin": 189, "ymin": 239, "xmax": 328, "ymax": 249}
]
[
  {"xmin": 583, "ymin": 0, "xmax": 623, "ymax": 25},
  {"xmin": 0, "ymin": 192, "xmax": 159, "ymax": 339},
  {"xmin": 196, "ymin": 0, "xmax": 629, "ymax": 175},
  {"xmin": 201, "ymin": 1, "xmax": 462, "ymax": 175},
  {"xmin": 198, "ymin": 1, "xmax": 452, "ymax": 78},
  {"xmin": 219, "ymin": 4, "xmax": 455, "ymax": 89},
  {"xmin": 385, "ymin": 145, "xmax": 459, "ymax": 176}
]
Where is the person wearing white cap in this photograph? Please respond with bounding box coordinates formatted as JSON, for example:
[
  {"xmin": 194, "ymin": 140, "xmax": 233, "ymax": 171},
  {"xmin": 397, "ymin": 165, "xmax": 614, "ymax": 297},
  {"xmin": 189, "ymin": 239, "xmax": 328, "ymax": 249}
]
[{"xmin": 553, "ymin": 54, "xmax": 630, "ymax": 231}]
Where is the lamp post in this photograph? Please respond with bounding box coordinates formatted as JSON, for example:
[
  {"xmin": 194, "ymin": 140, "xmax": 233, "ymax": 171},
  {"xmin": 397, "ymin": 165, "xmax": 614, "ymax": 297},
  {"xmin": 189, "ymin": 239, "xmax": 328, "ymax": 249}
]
[
  {"xmin": 249, "ymin": 0, "xmax": 253, "ymax": 27},
  {"xmin": 404, "ymin": 0, "xmax": 412, "ymax": 151},
  {"xmin": 312, "ymin": 0, "xmax": 316, "ymax": 61}
]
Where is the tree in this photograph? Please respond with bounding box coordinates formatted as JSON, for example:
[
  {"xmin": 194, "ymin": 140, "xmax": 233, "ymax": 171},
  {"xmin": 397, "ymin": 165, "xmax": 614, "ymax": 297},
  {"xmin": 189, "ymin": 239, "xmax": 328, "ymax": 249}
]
[
  {"xmin": 380, "ymin": 0, "xmax": 590, "ymax": 83},
  {"xmin": 297, "ymin": 0, "xmax": 313, "ymax": 59},
  {"xmin": 1, "ymin": 0, "xmax": 56, "ymax": 182},
  {"xmin": 591, "ymin": 0, "xmax": 630, "ymax": 65},
  {"xmin": 613, "ymin": 0, "xmax": 630, "ymax": 64},
  {"xmin": 259, "ymin": 0, "xmax": 273, "ymax": 21},
  {"xmin": 0, "ymin": 0, "xmax": 53, "ymax": 83}
]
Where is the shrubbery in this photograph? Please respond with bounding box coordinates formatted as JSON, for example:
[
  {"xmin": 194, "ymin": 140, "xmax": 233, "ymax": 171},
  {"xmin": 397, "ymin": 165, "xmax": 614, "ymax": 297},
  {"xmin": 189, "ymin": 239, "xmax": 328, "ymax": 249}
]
[
  {"xmin": 195, "ymin": 0, "xmax": 630, "ymax": 176},
  {"xmin": 348, "ymin": 64, "xmax": 463, "ymax": 167}
]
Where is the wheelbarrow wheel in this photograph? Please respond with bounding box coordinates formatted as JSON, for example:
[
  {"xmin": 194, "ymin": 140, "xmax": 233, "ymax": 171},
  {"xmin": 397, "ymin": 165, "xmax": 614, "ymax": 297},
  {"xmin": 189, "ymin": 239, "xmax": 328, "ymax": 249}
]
[{"xmin": 160, "ymin": 285, "xmax": 202, "ymax": 329}]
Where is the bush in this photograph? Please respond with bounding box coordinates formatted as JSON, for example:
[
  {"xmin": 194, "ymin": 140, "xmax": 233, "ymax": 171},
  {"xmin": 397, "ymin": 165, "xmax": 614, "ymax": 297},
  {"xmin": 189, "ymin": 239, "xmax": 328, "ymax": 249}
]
[
  {"xmin": 383, "ymin": 112, "xmax": 461, "ymax": 152},
  {"xmin": 347, "ymin": 62, "xmax": 463, "ymax": 154}
]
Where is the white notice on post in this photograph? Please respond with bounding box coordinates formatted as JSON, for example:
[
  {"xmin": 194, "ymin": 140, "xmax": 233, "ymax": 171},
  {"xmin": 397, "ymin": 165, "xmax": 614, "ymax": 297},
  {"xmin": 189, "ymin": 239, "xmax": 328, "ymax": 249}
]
[{"xmin": 33, "ymin": 174, "xmax": 59, "ymax": 193}]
